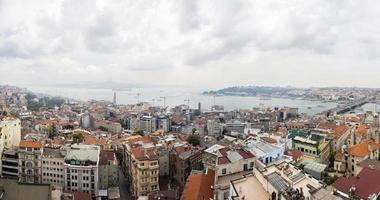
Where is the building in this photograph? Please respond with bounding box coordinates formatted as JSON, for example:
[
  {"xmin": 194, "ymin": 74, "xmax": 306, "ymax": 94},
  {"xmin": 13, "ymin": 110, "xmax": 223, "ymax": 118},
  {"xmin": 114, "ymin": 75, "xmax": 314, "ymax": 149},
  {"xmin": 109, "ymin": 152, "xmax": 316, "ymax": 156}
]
[
  {"xmin": 157, "ymin": 115, "xmax": 171, "ymax": 133},
  {"xmin": 94, "ymin": 120, "xmax": 122, "ymax": 134},
  {"xmin": 181, "ymin": 169, "xmax": 215, "ymax": 200},
  {"xmin": 333, "ymin": 167, "xmax": 380, "ymax": 200},
  {"xmin": 245, "ymin": 141, "xmax": 284, "ymax": 165},
  {"xmin": 139, "ymin": 116, "xmax": 157, "ymax": 134},
  {"xmin": 293, "ymin": 134, "xmax": 330, "ymax": 164},
  {"xmin": 0, "ymin": 117, "xmax": 21, "ymax": 150},
  {"xmin": 346, "ymin": 139, "xmax": 380, "ymax": 175},
  {"xmin": 203, "ymin": 144, "xmax": 255, "ymax": 200},
  {"xmin": 0, "ymin": 118, "xmax": 21, "ymax": 174},
  {"xmin": 207, "ymin": 119, "xmax": 223, "ymax": 138},
  {"xmin": 98, "ymin": 150, "xmax": 118, "ymax": 189},
  {"xmin": 124, "ymin": 136, "xmax": 159, "ymax": 197},
  {"xmin": 64, "ymin": 144, "xmax": 100, "ymax": 198},
  {"xmin": 42, "ymin": 147, "xmax": 65, "ymax": 189},
  {"xmin": 0, "ymin": 178, "xmax": 52, "ymax": 200},
  {"xmin": 170, "ymin": 145, "xmax": 204, "ymax": 187},
  {"xmin": 1, "ymin": 147, "xmax": 19, "ymax": 178},
  {"xmin": 18, "ymin": 140, "xmax": 43, "ymax": 184}
]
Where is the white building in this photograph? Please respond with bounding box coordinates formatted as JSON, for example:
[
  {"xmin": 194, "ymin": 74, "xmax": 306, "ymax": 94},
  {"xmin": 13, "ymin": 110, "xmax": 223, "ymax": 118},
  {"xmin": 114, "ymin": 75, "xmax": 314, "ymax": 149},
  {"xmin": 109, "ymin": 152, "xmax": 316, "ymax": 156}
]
[
  {"xmin": 42, "ymin": 147, "xmax": 65, "ymax": 189},
  {"xmin": 0, "ymin": 117, "xmax": 21, "ymax": 150},
  {"xmin": 207, "ymin": 119, "xmax": 222, "ymax": 138},
  {"xmin": 64, "ymin": 144, "xmax": 100, "ymax": 198}
]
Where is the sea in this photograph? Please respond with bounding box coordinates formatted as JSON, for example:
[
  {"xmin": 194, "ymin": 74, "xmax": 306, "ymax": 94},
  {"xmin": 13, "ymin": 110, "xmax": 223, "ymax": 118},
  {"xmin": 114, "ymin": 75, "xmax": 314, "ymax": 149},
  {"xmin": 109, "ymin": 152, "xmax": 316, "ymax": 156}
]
[{"xmin": 28, "ymin": 86, "xmax": 378, "ymax": 115}]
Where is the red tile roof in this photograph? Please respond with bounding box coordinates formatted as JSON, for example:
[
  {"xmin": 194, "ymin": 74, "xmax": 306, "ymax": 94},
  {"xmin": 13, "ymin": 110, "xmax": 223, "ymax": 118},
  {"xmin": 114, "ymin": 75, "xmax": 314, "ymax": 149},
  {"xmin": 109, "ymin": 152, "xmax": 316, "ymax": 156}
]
[
  {"xmin": 284, "ymin": 149, "xmax": 302, "ymax": 161},
  {"xmin": 333, "ymin": 167, "xmax": 380, "ymax": 199},
  {"xmin": 182, "ymin": 169, "xmax": 215, "ymax": 200},
  {"xmin": 356, "ymin": 124, "xmax": 369, "ymax": 136},
  {"xmin": 19, "ymin": 140, "xmax": 42, "ymax": 148},
  {"xmin": 347, "ymin": 140, "xmax": 380, "ymax": 157},
  {"xmin": 333, "ymin": 125, "xmax": 349, "ymax": 139},
  {"xmin": 131, "ymin": 147, "xmax": 158, "ymax": 161}
]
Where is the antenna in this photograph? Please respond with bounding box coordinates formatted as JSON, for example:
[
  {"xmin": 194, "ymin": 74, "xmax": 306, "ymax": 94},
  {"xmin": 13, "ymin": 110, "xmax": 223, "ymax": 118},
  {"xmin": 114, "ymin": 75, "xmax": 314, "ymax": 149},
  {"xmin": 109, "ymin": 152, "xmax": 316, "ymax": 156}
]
[{"xmin": 160, "ymin": 96, "xmax": 167, "ymax": 108}]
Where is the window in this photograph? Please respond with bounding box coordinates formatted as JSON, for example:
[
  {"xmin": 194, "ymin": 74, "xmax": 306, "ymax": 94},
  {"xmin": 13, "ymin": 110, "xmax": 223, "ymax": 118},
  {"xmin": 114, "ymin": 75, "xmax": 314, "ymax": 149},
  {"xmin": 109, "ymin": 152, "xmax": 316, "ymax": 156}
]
[
  {"xmin": 250, "ymin": 162, "xmax": 254, "ymax": 169},
  {"xmin": 222, "ymin": 168, "xmax": 226, "ymax": 175}
]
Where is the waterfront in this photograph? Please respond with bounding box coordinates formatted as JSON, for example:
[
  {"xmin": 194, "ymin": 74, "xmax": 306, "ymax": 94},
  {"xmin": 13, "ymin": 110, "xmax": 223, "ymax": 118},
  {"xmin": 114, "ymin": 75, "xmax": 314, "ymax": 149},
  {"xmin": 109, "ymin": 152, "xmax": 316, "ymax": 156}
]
[{"xmin": 29, "ymin": 86, "xmax": 338, "ymax": 115}]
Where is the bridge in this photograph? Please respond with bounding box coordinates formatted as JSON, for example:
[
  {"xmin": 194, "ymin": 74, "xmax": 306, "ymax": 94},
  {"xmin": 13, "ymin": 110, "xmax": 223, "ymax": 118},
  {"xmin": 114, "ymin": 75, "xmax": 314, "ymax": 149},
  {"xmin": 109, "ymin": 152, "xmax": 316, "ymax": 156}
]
[{"xmin": 321, "ymin": 100, "xmax": 368, "ymax": 116}]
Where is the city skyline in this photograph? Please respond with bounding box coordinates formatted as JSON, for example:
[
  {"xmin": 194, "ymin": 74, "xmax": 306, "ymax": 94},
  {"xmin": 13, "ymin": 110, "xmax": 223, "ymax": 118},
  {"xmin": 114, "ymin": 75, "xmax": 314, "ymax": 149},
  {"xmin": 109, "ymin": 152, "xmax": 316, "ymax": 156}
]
[{"xmin": 1, "ymin": 0, "xmax": 380, "ymax": 89}]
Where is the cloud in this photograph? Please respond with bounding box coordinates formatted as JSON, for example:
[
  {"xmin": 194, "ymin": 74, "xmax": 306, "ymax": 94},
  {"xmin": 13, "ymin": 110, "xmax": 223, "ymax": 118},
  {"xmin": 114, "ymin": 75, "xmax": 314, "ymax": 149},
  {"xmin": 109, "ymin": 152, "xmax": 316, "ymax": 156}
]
[{"xmin": 0, "ymin": 0, "xmax": 380, "ymax": 88}]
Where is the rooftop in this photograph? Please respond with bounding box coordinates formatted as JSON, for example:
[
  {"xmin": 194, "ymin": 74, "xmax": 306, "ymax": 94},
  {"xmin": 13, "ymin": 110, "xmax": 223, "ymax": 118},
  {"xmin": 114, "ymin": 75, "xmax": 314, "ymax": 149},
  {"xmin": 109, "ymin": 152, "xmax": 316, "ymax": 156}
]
[
  {"xmin": 347, "ymin": 139, "xmax": 380, "ymax": 157},
  {"xmin": 19, "ymin": 140, "xmax": 42, "ymax": 148},
  {"xmin": 181, "ymin": 169, "xmax": 215, "ymax": 200},
  {"xmin": 333, "ymin": 167, "xmax": 380, "ymax": 199},
  {"xmin": 231, "ymin": 174, "xmax": 270, "ymax": 200},
  {"xmin": 65, "ymin": 144, "xmax": 100, "ymax": 164}
]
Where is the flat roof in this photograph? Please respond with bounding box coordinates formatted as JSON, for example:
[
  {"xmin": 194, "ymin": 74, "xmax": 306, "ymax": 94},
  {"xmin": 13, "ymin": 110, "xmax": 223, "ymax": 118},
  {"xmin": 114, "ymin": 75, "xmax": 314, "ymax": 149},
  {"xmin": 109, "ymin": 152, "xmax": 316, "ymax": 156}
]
[
  {"xmin": 305, "ymin": 162, "xmax": 327, "ymax": 173},
  {"xmin": 231, "ymin": 175, "xmax": 270, "ymax": 200},
  {"xmin": 0, "ymin": 178, "xmax": 51, "ymax": 200},
  {"xmin": 65, "ymin": 144, "xmax": 100, "ymax": 163},
  {"xmin": 267, "ymin": 172, "xmax": 289, "ymax": 191}
]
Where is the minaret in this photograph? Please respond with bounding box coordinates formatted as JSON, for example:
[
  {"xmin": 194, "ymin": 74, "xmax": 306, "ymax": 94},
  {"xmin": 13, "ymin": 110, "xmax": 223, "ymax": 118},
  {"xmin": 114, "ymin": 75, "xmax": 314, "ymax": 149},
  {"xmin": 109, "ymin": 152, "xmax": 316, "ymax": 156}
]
[{"xmin": 113, "ymin": 91, "xmax": 117, "ymax": 105}]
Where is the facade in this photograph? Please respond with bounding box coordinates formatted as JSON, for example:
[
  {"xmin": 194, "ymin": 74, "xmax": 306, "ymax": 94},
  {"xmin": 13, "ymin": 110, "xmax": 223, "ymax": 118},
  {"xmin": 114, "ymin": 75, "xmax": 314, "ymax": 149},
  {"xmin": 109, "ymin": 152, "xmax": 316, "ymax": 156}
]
[
  {"xmin": 170, "ymin": 145, "xmax": 204, "ymax": 187},
  {"xmin": 98, "ymin": 150, "xmax": 118, "ymax": 189},
  {"xmin": 293, "ymin": 135, "xmax": 330, "ymax": 163},
  {"xmin": 1, "ymin": 147, "xmax": 19, "ymax": 178},
  {"xmin": 18, "ymin": 140, "xmax": 43, "ymax": 184},
  {"xmin": 64, "ymin": 144, "xmax": 100, "ymax": 198},
  {"xmin": 346, "ymin": 139, "xmax": 380, "ymax": 175},
  {"xmin": 94, "ymin": 120, "xmax": 122, "ymax": 134},
  {"xmin": 139, "ymin": 116, "xmax": 157, "ymax": 133},
  {"xmin": 157, "ymin": 115, "xmax": 171, "ymax": 133},
  {"xmin": 42, "ymin": 147, "xmax": 65, "ymax": 188},
  {"xmin": 124, "ymin": 136, "xmax": 159, "ymax": 197},
  {"xmin": 207, "ymin": 119, "xmax": 223, "ymax": 138},
  {"xmin": 203, "ymin": 145, "xmax": 255, "ymax": 200},
  {"xmin": 0, "ymin": 117, "xmax": 21, "ymax": 150}
]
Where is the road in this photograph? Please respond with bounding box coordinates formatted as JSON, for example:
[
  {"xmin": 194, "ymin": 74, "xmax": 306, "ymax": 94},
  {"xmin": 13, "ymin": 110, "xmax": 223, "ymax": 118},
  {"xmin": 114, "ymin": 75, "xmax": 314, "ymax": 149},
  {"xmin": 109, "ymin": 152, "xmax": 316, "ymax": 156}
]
[{"xmin": 119, "ymin": 169, "xmax": 132, "ymax": 200}]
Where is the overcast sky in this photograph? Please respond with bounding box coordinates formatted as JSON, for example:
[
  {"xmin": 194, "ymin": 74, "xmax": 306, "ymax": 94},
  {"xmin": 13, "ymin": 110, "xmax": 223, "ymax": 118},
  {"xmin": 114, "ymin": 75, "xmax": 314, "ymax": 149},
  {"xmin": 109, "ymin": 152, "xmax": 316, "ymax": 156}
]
[{"xmin": 1, "ymin": 0, "xmax": 380, "ymax": 89}]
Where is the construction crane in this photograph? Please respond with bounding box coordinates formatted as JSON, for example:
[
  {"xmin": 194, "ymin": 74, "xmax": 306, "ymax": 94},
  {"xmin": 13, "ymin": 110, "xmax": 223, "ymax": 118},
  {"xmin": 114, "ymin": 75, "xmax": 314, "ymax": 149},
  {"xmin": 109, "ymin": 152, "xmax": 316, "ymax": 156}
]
[
  {"xmin": 184, "ymin": 99, "xmax": 190, "ymax": 106},
  {"xmin": 126, "ymin": 92, "xmax": 141, "ymax": 103}
]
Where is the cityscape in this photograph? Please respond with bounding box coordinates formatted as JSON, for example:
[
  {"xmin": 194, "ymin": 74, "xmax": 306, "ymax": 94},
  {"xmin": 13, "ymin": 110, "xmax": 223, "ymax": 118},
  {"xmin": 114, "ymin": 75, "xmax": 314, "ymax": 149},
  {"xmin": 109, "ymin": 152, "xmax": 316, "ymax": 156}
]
[{"xmin": 1, "ymin": 1, "xmax": 380, "ymax": 200}]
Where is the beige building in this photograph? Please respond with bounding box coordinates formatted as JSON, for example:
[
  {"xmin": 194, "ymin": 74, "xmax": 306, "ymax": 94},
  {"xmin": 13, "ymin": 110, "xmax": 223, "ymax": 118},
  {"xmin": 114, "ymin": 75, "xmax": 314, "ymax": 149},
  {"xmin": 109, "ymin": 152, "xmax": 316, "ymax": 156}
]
[
  {"xmin": 0, "ymin": 117, "xmax": 21, "ymax": 153},
  {"xmin": 124, "ymin": 136, "xmax": 159, "ymax": 197}
]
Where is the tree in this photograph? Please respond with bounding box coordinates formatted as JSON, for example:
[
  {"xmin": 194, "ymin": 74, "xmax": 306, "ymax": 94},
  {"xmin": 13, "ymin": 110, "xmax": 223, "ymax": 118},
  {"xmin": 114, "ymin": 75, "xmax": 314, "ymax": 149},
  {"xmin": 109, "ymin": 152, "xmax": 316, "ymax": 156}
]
[
  {"xmin": 134, "ymin": 130, "xmax": 144, "ymax": 136},
  {"xmin": 192, "ymin": 128, "xmax": 197, "ymax": 134},
  {"xmin": 187, "ymin": 134, "xmax": 200, "ymax": 146},
  {"xmin": 98, "ymin": 126, "xmax": 108, "ymax": 132},
  {"xmin": 72, "ymin": 133, "xmax": 84, "ymax": 143}
]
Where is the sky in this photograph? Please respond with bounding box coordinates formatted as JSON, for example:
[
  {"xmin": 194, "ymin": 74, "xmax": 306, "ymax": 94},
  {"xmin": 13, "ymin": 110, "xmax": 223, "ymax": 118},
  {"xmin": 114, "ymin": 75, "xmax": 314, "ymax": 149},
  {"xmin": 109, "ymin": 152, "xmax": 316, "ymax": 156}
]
[{"xmin": 1, "ymin": 0, "xmax": 380, "ymax": 90}]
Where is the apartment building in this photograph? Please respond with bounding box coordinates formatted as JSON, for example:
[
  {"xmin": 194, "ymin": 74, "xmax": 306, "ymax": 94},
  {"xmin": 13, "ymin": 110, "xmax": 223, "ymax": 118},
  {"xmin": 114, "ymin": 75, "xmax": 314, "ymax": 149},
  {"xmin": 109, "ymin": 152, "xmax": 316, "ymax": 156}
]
[
  {"xmin": 98, "ymin": 150, "xmax": 118, "ymax": 189},
  {"xmin": 1, "ymin": 147, "xmax": 19, "ymax": 178},
  {"xmin": 0, "ymin": 117, "xmax": 21, "ymax": 150},
  {"xmin": 170, "ymin": 144, "xmax": 204, "ymax": 187},
  {"xmin": 124, "ymin": 136, "xmax": 159, "ymax": 197},
  {"xmin": 42, "ymin": 147, "xmax": 65, "ymax": 188},
  {"xmin": 18, "ymin": 140, "xmax": 43, "ymax": 184},
  {"xmin": 64, "ymin": 144, "xmax": 100, "ymax": 198}
]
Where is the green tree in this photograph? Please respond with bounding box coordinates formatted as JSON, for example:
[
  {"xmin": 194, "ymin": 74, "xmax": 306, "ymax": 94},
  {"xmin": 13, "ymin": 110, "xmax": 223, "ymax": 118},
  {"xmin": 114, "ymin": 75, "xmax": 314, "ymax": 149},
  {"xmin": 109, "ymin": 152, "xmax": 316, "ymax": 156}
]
[
  {"xmin": 72, "ymin": 133, "xmax": 84, "ymax": 143},
  {"xmin": 187, "ymin": 134, "xmax": 200, "ymax": 146},
  {"xmin": 134, "ymin": 130, "xmax": 144, "ymax": 136},
  {"xmin": 98, "ymin": 126, "xmax": 108, "ymax": 131}
]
